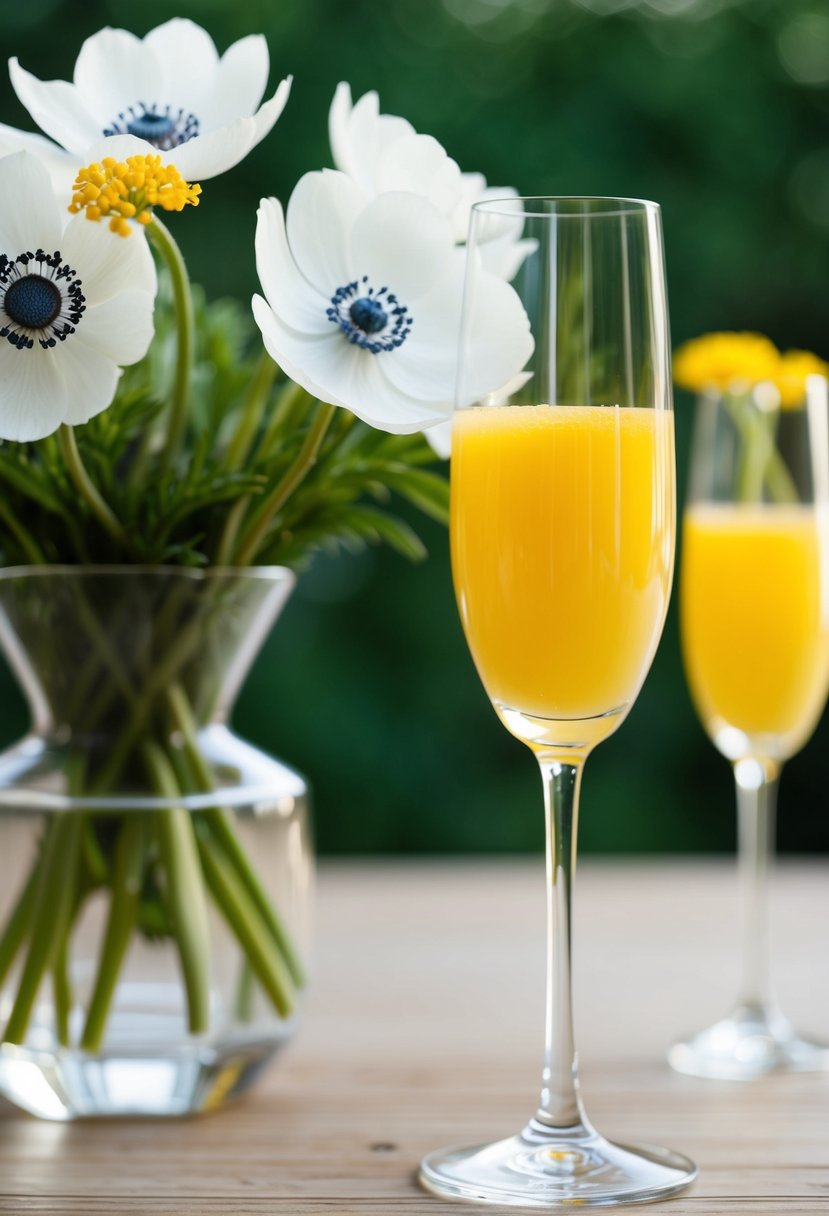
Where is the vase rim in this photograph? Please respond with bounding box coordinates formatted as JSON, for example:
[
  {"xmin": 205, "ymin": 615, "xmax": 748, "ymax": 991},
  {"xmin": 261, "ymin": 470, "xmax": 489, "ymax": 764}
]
[{"xmin": 0, "ymin": 563, "xmax": 296, "ymax": 586}]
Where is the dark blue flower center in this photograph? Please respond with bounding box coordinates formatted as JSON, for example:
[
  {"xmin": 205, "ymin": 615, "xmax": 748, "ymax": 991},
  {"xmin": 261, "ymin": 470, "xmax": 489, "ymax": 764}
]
[
  {"xmin": 0, "ymin": 250, "xmax": 86, "ymax": 351},
  {"xmin": 327, "ymin": 277, "xmax": 412, "ymax": 354},
  {"xmin": 127, "ymin": 111, "xmax": 176, "ymax": 142},
  {"xmin": 103, "ymin": 103, "xmax": 200, "ymax": 151},
  {"xmin": 349, "ymin": 296, "xmax": 387, "ymax": 335},
  {"xmin": 4, "ymin": 276, "xmax": 61, "ymax": 329}
]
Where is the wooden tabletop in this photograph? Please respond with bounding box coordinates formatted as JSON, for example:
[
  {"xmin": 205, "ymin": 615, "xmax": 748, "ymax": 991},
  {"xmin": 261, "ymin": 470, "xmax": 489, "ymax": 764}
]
[{"xmin": 1, "ymin": 858, "xmax": 828, "ymax": 1214}]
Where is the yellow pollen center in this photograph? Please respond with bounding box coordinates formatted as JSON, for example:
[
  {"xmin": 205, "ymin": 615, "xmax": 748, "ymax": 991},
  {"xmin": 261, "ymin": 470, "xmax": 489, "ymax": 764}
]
[{"xmin": 68, "ymin": 154, "xmax": 202, "ymax": 237}]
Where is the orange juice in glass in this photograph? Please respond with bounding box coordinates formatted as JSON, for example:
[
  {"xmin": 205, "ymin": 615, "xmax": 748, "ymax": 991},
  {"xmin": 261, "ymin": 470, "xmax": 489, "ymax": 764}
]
[
  {"xmin": 452, "ymin": 404, "xmax": 674, "ymax": 752},
  {"xmin": 682, "ymin": 503, "xmax": 829, "ymax": 760}
]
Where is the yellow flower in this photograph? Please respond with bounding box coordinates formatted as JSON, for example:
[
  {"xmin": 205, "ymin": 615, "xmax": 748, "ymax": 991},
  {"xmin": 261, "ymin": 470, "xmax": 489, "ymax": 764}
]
[
  {"xmin": 69, "ymin": 154, "xmax": 201, "ymax": 237},
  {"xmin": 771, "ymin": 348, "xmax": 829, "ymax": 409},
  {"xmin": 673, "ymin": 331, "xmax": 780, "ymax": 395}
]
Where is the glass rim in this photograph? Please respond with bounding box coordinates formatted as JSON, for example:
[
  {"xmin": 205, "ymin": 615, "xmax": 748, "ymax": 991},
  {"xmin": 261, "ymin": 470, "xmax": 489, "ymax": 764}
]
[
  {"xmin": 0, "ymin": 563, "xmax": 296, "ymax": 585},
  {"xmin": 470, "ymin": 195, "xmax": 661, "ymax": 220}
]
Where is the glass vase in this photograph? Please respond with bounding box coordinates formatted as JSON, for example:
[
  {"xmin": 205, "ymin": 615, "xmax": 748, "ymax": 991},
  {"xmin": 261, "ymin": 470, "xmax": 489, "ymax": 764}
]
[{"xmin": 0, "ymin": 566, "xmax": 312, "ymax": 1120}]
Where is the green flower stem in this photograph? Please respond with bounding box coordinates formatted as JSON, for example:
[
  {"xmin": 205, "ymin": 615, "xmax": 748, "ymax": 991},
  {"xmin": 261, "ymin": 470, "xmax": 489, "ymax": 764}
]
[
  {"xmin": 764, "ymin": 445, "xmax": 799, "ymax": 503},
  {"xmin": 81, "ymin": 815, "xmax": 146, "ymax": 1053},
  {"xmin": 202, "ymin": 809, "xmax": 305, "ymax": 988},
  {"xmin": 166, "ymin": 683, "xmax": 305, "ymax": 987},
  {"xmin": 195, "ymin": 829, "xmax": 295, "ymax": 1018},
  {"xmin": 225, "ymin": 351, "xmax": 279, "ymax": 471},
  {"xmin": 0, "ymin": 499, "xmax": 45, "ymax": 564},
  {"xmin": 257, "ymin": 379, "xmax": 314, "ymax": 459},
  {"xmin": 3, "ymin": 813, "xmax": 83, "ymax": 1045},
  {"xmin": 235, "ymin": 960, "xmax": 255, "ymax": 1023},
  {"xmin": 58, "ymin": 425, "xmax": 133, "ymax": 551},
  {"xmin": 214, "ymin": 494, "xmax": 251, "ymax": 568},
  {"xmin": 726, "ymin": 395, "xmax": 799, "ymax": 504},
  {"xmin": 53, "ymin": 936, "xmax": 72, "ymax": 1048},
  {"xmin": 142, "ymin": 741, "xmax": 211, "ymax": 1035},
  {"xmin": 89, "ymin": 609, "xmax": 208, "ymax": 795},
  {"xmin": 82, "ymin": 820, "xmax": 110, "ymax": 887},
  {"xmin": 0, "ymin": 869, "xmax": 39, "ymax": 988},
  {"xmin": 62, "ymin": 585, "xmax": 138, "ymax": 728},
  {"xmin": 148, "ymin": 216, "xmax": 194, "ymax": 473},
  {"xmin": 234, "ymin": 401, "xmax": 338, "ymax": 566},
  {"xmin": 215, "ymin": 379, "xmax": 315, "ymax": 565}
]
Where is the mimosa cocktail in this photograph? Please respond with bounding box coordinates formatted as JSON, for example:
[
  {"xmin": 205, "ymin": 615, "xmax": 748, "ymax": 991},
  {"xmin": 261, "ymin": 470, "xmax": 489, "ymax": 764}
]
[
  {"xmin": 420, "ymin": 196, "xmax": 696, "ymax": 1208},
  {"xmin": 670, "ymin": 378, "xmax": 829, "ymax": 1081},
  {"xmin": 682, "ymin": 503, "xmax": 829, "ymax": 760},
  {"xmin": 452, "ymin": 404, "xmax": 674, "ymax": 750}
]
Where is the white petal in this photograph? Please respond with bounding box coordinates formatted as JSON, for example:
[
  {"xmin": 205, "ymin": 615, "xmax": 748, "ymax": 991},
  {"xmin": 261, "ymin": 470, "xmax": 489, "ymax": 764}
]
[
  {"xmin": 142, "ymin": 19, "xmax": 219, "ymax": 109},
  {"xmin": 242, "ymin": 77, "xmax": 292, "ymax": 151},
  {"xmin": 0, "ymin": 346, "xmax": 68, "ymax": 441},
  {"xmin": 84, "ymin": 133, "xmax": 157, "ymax": 163},
  {"xmin": 422, "ymin": 417, "xmax": 452, "ymax": 459},
  {"xmin": 255, "ymin": 198, "xmax": 329, "ymax": 335},
  {"xmin": 253, "ymin": 293, "xmax": 350, "ymax": 407},
  {"xmin": 286, "ymin": 171, "xmax": 364, "ymax": 294},
  {"xmin": 329, "ymin": 86, "xmax": 413, "ymax": 197},
  {"xmin": 9, "ymin": 59, "xmax": 101, "ymax": 156},
  {"xmin": 169, "ymin": 118, "xmax": 255, "ymax": 180},
  {"xmin": 72, "ymin": 27, "xmax": 163, "ymax": 123},
  {"xmin": 328, "ymin": 82, "xmax": 356, "ymax": 174},
  {"xmin": 76, "ymin": 289, "xmax": 155, "ymax": 366},
  {"xmin": 376, "ymin": 134, "xmax": 462, "ymax": 218},
  {"xmin": 378, "ymin": 262, "xmax": 462, "ymax": 403},
  {"xmin": 172, "ymin": 78, "xmax": 290, "ymax": 180},
  {"xmin": 199, "ymin": 35, "xmax": 269, "ymax": 126},
  {"xmin": 483, "ymin": 369, "xmax": 533, "ymax": 405},
  {"xmin": 348, "ymin": 92, "xmax": 412, "ymax": 180},
  {"xmin": 385, "ymin": 259, "xmax": 534, "ymax": 407},
  {"xmin": 367, "ymin": 367, "xmax": 452, "ymax": 432},
  {"xmin": 350, "ymin": 192, "xmax": 454, "ymax": 302},
  {"xmin": 480, "ymin": 236, "xmax": 537, "ymax": 282},
  {"xmin": 458, "ymin": 267, "xmax": 535, "ymax": 405},
  {"xmin": 61, "ymin": 213, "xmax": 157, "ymax": 302},
  {"xmin": 452, "ymin": 171, "xmax": 487, "ymax": 240},
  {"xmin": 0, "ymin": 123, "xmax": 77, "ymax": 200},
  {"xmin": 0, "ymin": 152, "xmax": 63, "ymax": 253},
  {"xmin": 379, "ymin": 266, "xmax": 461, "ymax": 403},
  {"xmin": 56, "ymin": 339, "xmax": 121, "ymax": 425}
]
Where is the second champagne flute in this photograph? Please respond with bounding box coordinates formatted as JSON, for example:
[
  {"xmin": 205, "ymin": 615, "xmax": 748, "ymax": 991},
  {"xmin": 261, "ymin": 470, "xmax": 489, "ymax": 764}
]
[{"xmin": 671, "ymin": 376, "xmax": 829, "ymax": 1079}]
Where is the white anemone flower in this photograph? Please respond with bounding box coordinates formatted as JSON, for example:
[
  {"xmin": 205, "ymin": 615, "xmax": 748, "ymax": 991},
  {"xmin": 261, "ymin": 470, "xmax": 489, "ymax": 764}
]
[
  {"xmin": 329, "ymin": 84, "xmax": 534, "ymax": 280},
  {"xmin": 252, "ymin": 171, "xmax": 533, "ymax": 434},
  {"xmin": 0, "ymin": 152, "xmax": 156, "ymax": 442},
  {"xmin": 7, "ymin": 18, "xmax": 291, "ymax": 182}
]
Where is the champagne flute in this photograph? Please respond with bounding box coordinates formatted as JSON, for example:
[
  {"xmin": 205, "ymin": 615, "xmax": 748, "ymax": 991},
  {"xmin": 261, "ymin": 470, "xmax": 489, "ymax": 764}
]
[
  {"xmin": 670, "ymin": 377, "xmax": 829, "ymax": 1080},
  {"xmin": 419, "ymin": 198, "xmax": 696, "ymax": 1207}
]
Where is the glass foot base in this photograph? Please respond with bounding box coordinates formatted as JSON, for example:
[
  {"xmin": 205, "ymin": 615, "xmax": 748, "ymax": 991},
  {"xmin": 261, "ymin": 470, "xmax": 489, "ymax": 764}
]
[
  {"xmin": 0, "ymin": 1034, "xmax": 289, "ymax": 1120},
  {"xmin": 668, "ymin": 1004, "xmax": 829, "ymax": 1080},
  {"xmin": 419, "ymin": 1118, "xmax": 697, "ymax": 1208}
]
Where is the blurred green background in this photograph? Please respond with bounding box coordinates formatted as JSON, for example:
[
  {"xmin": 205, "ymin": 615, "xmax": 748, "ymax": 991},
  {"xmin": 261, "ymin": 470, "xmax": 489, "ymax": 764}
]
[{"xmin": 0, "ymin": 0, "xmax": 828, "ymax": 854}]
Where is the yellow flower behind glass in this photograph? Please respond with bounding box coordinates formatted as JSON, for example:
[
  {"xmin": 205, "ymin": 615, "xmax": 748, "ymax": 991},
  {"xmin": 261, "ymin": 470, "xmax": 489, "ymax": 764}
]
[
  {"xmin": 69, "ymin": 154, "xmax": 201, "ymax": 237},
  {"xmin": 772, "ymin": 349, "xmax": 829, "ymax": 409},
  {"xmin": 673, "ymin": 331, "xmax": 780, "ymax": 395}
]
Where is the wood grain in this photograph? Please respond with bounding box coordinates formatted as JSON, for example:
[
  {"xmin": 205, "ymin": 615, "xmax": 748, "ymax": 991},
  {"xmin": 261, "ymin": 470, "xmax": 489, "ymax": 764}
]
[{"xmin": 1, "ymin": 859, "xmax": 828, "ymax": 1214}]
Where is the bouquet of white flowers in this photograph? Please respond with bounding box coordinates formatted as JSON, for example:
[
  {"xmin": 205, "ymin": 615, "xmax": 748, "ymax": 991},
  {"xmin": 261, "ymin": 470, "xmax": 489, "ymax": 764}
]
[{"xmin": 0, "ymin": 16, "xmax": 532, "ymax": 1105}]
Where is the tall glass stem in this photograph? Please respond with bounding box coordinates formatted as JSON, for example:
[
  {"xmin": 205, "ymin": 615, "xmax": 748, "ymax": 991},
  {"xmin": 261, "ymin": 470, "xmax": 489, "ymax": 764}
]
[
  {"xmin": 734, "ymin": 756, "xmax": 780, "ymax": 1012},
  {"xmin": 534, "ymin": 755, "xmax": 589, "ymax": 1132}
]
